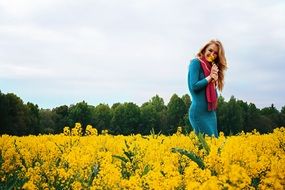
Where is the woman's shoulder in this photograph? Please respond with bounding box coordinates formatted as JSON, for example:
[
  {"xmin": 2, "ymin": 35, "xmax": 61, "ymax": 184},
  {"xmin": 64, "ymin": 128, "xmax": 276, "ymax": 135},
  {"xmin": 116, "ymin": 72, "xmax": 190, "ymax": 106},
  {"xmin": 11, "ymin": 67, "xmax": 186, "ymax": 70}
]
[
  {"xmin": 190, "ymin": 58, "xmax": 200, "ymax": 64},
  {"xmin": 189, "ymin": 58, "xmax": 201, "ymax": 67}
]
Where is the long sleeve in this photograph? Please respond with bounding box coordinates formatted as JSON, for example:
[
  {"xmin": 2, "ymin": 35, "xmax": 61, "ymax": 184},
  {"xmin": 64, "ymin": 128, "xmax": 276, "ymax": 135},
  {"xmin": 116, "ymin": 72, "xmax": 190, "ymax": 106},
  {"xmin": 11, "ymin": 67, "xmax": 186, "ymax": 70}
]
[{"xmin": 188, "ymin": 59, "xmax": 208, "ymax": 92}]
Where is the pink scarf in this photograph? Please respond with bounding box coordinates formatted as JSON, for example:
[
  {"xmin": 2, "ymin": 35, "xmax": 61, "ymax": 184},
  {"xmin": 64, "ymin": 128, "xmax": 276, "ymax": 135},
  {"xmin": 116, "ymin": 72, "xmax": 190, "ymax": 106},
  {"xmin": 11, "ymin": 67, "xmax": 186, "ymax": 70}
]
[{"xmin": 199, "ymin": 57, "xmax": 218, "ymax": 111}]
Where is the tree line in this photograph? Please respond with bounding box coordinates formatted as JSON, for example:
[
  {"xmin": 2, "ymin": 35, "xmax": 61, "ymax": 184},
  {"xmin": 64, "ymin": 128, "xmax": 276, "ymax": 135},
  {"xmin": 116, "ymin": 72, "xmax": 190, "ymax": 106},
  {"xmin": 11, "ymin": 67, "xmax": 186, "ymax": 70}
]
[{"xmin": 0, "ymin": 90, "xmax": 284, "ymax": 136}]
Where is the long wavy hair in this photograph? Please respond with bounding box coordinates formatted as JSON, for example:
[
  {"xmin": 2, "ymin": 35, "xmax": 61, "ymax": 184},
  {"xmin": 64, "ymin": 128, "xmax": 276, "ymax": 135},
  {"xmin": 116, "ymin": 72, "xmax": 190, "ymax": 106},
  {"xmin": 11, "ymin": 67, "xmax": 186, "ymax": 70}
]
[{"xmin": 197, "ymin": 39, "xmax": 228, "ymax": 91}]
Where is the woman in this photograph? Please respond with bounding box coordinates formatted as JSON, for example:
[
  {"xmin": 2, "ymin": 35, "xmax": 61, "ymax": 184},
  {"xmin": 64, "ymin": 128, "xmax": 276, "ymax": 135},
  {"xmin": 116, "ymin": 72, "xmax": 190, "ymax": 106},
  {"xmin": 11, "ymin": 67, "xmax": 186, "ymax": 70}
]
[{"xmin": 188, "ymin": 40, "xmax": 227, "ymax": 137}]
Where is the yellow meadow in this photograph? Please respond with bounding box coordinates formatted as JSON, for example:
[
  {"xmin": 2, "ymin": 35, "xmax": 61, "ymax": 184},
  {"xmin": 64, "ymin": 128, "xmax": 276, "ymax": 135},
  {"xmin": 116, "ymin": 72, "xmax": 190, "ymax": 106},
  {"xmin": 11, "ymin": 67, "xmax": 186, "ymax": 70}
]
[{"xmin": 0, "ymin": 124, "xmax": 284, "ymax": 189}]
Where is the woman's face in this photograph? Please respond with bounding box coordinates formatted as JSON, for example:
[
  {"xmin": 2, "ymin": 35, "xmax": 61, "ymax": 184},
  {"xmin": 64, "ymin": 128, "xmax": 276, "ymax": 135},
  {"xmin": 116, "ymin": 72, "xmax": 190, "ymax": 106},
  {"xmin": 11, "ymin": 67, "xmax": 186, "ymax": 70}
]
[{"xmin": 204, "ymin": 43, "xmax": 219, "ymax": 62}]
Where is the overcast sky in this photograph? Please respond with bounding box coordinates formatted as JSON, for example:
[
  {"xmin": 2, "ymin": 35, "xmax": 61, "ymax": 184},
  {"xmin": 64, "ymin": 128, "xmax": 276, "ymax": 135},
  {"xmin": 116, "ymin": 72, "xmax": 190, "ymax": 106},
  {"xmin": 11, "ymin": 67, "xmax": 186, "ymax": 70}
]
[{"xmin": 0, "ymin": 0, "xmax": 284, "ymax": 110}]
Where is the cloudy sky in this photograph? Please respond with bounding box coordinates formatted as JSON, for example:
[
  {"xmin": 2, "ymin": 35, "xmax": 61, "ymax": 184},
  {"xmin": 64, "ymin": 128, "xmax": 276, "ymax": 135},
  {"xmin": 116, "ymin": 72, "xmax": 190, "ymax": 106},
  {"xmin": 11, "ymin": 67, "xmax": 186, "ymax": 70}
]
[{"xmin": 0, "ymin": 0, "xmax": 284, "ymax": 110}]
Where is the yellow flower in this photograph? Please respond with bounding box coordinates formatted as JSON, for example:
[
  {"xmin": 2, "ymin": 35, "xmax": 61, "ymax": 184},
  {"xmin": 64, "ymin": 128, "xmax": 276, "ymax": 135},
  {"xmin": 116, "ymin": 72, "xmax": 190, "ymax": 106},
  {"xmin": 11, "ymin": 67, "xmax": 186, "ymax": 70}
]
[
  {"xmin": 206, "ymin": 54, "xmax": 215, "ymax": 62},
  {"xmin": 85, "ymin": 125, "xmax": 98, "ymax": 136},
  {"xmin": 0, "ymin": 127, "xmax": 284, "ymax": 189},
  {"xmin": 22, "ymin": 181, "xmax": 37, "ymax": 190},
  {"xmin": 63, "ymin": 126, "xmax": 70, "ymax": 136}
]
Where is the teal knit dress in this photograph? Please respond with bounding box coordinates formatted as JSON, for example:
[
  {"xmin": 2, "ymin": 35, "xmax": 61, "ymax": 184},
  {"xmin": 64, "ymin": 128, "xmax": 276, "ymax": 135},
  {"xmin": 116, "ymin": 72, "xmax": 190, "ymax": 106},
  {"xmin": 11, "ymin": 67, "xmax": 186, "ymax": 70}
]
[{"xmin": 187, "ymin": 58, "xmax": 218, "ymax": 137}]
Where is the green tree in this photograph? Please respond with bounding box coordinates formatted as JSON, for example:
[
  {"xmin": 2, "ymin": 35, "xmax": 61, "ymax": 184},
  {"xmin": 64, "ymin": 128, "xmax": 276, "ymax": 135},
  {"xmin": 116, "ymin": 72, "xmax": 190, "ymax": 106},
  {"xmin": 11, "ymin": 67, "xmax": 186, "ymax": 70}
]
[
  {"xmin": 181, "ymin": 94, "xmax": 191, "ymax": 109},
  {"xmin": 68, "ymin": 101, "xmax": 94, "ymax": 131},
  {"xmin": 261, "ymin": 104, "xmax": 280, "ymax": 129},
  {"xmin": 146, "ymin": 95, "xmax": 167, "ymax": 133},
  {"xmin": 0, "ymin": 93, "xmax": 29, "ymax": 135},
  {"xmin": 181, "ymin": 94, "xmax": 191, "ymax": 132},
  {"xmin": 227, "ymin": 96, "xmax": 244, "ymax": 134},
  {"xmin": 111, "ymin": 103, "xmax": 140, "ymax": 135},
  {"xmin": 281, "ymin": 106, "xmax": 285, "ymax": 114},
  {"xmin": 217, "ymin": 96, "xmax": 243, "ymax": 135},
  {"xmin": 245, "ymin": 103, "xmax": 262, "ymax": 132},
  {"xmin": 52, "ymin": 105, "xmax": 70, "ymax": 133},
  {"xmin": 149, "ymin": 95, "xmax": 166, "ymax": 112},
  {"xmin": 140, "ymin": 103, "xmax": 159, "ymax": 134},
  {"xmin": 26, "ymin": 102, "xmax": 40, "ymax": 135},
  {"xmin": 39, "ymin": 109, "xmax": 56, "ymax": 134},
  {"xmin": 255, "ymin": 115, "xmax": 273, "ymax": 133},
  {"xmin": 217, "ymin": 96, "xmax": 228, "ymax": 134},
  {"xmin": 111, "ymin": 103, "xmax": 121, "ymax": 110},
  {"xmin": 236, "ymin": 100, "xmax": 248, "ymax": 129},
  {"xmin": 167, "ymin": 94, "xmax": 187, "ymax": 134},
  {"xmin": 93, "ymin": 104, "xmax": 112, "ymax": 133},
  {"xmin": 0, "ymin": 91, "xmax": 8, "ymax": 134}
]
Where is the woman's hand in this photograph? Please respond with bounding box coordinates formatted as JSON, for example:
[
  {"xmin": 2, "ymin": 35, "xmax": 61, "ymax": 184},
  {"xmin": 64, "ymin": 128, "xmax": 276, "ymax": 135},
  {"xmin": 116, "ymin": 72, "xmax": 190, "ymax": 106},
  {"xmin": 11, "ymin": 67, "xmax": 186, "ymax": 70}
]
[
  {"xmin": 210, "ymin": 64, "xmax": 219, "ymax": 81},
  {"xmin": 212, "ymin": 73, "xmax": 218, "ymax": 81}
]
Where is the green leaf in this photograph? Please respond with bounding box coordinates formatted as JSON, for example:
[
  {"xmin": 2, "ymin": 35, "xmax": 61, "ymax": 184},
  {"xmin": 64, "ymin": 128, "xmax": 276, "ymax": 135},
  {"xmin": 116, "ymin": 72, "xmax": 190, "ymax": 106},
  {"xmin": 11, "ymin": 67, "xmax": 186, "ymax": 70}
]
[
  {"xmin": 171, "ymin": 147, "xmax": 205, "ymax": 169},
  {"xmin": 124, "ymin": 150, "xmax": 135, "ymax": 161},
  {"xmin": 87, "ymin": 164, "xmax": 99, "ymax": 187},
  {"xmin": 251, "ymin": 177, "xmax": 260, "ymax": 188},
  {"xmin": 197, "ymin": 133, "xmax": 210, "ymax": 155},
  {"xmin": 142, "ymin": 164, "xmax": 151, "ymax": 176},
  {"xmin": 112, "ymin": 155, "xmax": 129, "ymax": 163}
]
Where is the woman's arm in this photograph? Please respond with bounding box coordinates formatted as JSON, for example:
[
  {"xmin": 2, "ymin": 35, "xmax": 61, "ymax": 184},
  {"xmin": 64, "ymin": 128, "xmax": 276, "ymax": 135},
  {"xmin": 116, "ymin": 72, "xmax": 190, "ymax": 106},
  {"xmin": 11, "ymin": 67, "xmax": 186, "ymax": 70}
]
[{"xmin": 188, "ymin": 59, "xmax": 210, "ymax": 91}]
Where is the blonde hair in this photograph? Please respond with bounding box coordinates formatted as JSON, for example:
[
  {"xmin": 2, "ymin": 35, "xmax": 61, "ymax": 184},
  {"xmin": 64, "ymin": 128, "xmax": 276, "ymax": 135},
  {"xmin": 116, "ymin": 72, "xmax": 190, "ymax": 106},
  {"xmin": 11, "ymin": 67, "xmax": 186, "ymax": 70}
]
[{"xmin": 197, "ymin": 39, "xmax": 228, "ymax": 91}]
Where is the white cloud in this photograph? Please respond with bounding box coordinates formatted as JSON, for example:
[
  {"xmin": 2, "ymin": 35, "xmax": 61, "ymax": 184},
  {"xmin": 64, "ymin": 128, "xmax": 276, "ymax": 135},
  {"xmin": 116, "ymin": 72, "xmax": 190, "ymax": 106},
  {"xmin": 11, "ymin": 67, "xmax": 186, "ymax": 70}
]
[
  {"xmin": 0, "ymin": 63, "xmax": 56, "ymax": 79},
  {"xmin": 0, "ymin": 0, "xmax": 284, "ymax": 109},
  {"xmin": 0, "ymin": 0, "xmax": 64, "ymax": 17}
]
